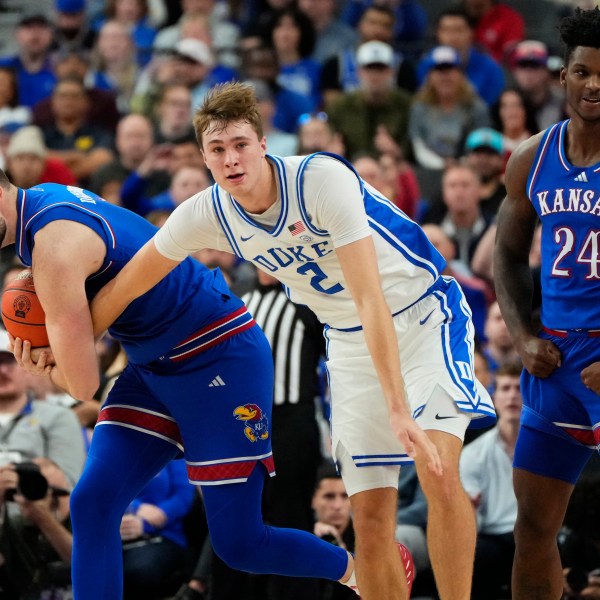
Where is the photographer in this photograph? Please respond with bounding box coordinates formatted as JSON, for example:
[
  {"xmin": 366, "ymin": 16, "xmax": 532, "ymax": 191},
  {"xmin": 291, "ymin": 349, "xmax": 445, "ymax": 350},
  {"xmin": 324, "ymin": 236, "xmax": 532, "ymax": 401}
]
[
  {"xmin": 0, "ymin": 458, "xmax": 73, "ymax": 599},
  {"xmin": 0, "ymin": 329, "xmax": 86, "ymax": 598}
]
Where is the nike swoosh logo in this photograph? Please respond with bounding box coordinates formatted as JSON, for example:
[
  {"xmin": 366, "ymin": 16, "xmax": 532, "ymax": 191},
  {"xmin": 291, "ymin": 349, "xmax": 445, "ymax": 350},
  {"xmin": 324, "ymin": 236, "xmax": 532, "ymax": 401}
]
[
  {"xmin": 435, "ymin": 413, "xmax": 457, "ymax": 420},
  {"xmin": 240, "ymin": 234, "xmax": 255, "ymax": 241},
  {"xmin": 419, "ymin": 311, "xmax": 434, "ymax": 326}
]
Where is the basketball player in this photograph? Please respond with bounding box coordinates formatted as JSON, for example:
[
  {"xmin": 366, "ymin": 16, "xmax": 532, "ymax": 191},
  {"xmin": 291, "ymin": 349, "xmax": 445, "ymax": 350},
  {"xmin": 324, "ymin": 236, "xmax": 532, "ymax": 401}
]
[
  {"xmin": 494, "ymin": 8, "xmax": 600, "ymax": 599},
  {"xmin": 91, "ymin": 82, "xmax": 496, "ymax": 600},
  {"xmin": 0, "ymin": 172, "xmax": 400, "ymax": 599}
]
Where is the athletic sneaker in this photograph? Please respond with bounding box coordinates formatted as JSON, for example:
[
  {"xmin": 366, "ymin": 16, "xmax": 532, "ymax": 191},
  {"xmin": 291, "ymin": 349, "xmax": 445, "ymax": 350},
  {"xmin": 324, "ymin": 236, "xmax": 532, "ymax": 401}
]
[{"xmin": 348, "ymin": 542, "xmax": 415, "ymax": 597}]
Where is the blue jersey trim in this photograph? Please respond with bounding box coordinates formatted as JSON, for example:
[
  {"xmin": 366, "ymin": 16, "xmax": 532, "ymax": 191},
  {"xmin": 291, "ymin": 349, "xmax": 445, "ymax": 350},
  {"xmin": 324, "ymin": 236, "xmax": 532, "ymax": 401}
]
[
  {"xmin": 268, "ymin": 154, "xmax": 290, "ymax": 236},
  {"xmin": 212, "ymin": 185, "xmax": 243, "ymax": 258}
]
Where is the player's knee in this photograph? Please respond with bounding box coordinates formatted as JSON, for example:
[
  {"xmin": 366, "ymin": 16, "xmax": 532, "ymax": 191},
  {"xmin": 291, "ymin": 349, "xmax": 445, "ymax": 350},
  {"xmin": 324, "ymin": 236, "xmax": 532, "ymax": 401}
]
[
  {"xmin": 514, "ymin": 510, "xmax": 559, "ymax": 545},
  {"xmin": 420, "ymin": 466, "xmax": 463, "ymax": 504},
  {"xmin": 211, "ymin": 532, "xmax": 261, "ymax": 572}
]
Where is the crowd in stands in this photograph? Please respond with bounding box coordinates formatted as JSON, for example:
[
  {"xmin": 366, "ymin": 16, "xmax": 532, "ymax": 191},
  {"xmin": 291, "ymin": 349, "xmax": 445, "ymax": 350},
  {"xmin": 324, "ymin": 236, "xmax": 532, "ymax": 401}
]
[{"xmin": 0, "ymin": 0, "xmax": 597, "ymax": 598}]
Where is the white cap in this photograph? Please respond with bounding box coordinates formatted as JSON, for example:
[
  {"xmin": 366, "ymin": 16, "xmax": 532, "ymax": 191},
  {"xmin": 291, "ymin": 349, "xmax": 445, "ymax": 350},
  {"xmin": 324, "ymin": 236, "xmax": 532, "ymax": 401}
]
[
  {"xmin": 174, "ymin": 38, "xmax": 214, "ymax": 68},
  {"xmin": 356, "ymin": 41, "xmax": 394, "ymax": 68},
  {"xmin": 6, "ymin": 126, "xmax": 47, "ymax": 159}
]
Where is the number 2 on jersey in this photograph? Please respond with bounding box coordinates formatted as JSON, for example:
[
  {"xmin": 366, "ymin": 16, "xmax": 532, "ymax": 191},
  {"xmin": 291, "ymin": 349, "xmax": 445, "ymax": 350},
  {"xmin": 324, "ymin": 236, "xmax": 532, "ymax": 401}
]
[{"xmin": 297, "ymin": 262, "xmax": 344, "ymax": 294}]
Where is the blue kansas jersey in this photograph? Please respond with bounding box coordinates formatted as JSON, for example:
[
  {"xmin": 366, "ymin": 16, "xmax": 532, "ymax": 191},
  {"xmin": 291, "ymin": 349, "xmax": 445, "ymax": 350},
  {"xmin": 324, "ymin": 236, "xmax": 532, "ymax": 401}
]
[
  {"xmin": 15, "ymin": 184, "xmax": 245, "ymax": 364},
  {"xmin": 527, "ymin": 120, "xmax": 600, "ymax": 330}
]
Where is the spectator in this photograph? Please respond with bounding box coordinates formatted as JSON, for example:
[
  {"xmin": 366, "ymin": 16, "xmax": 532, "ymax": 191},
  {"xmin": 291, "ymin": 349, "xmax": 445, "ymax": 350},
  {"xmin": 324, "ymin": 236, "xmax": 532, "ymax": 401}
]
[
  {"xmin": 341, "ymin": 0, "xmax": 427, "ymax": 55},
  {"xmin": 148, "ymin": 165, "xmax": 211, "ymax": 213},
  {"xmin": 320, "ymin": 5, "xmax": 417, "ymax": 108},
  {"xmin": 250, "ymin": 79, "xmax": 298, "ymax": 156},
  {"xmin": 483, "ymin": 301, "xmax": 521, "ymax": 373},
  {"xmin": 511, "ymin": 39, "xmax": 567, "ymax": 130},
  {"xmin": 0, "ymin": 68, "xmax": 31, "ymax": 133},
  {"xmin": 463, "ymin": 0, "xmax": 525, "ymax": 63},
  {"xmin": 353, "ymin": 154, "xmax": 395, "ymax": 200},
  {"xmin": 418, "ymin": 7, "xmax": 505, "ymax": 106},
  {"xmin": 261, "ymin": 7, "xmax": 322, "ymax": 110},
  {"xmin": 120, "ymin": 459, "xmax": 196, "ymax": 599},
  {"xmin": 297, "ymin": 111, "xmax": 345, "ymax": 155},
  {"xmin": 422, "ymin": 164, "xmax": 493, "ymax": 270},
  {"xmin": 32, "ymin": 50, "xmax": 120, "ymax": 134},
  {"xmin": 0, "ymin": 329, "xmax": 86, "ymax": 488},
  {"xmin": 310, "ymin": 462, "xmax": 355, "ymax": 600},
  {"xmin": 91, "ymin": 0, "xmax": 157, "ymax": 67},
  {"xmin": 52, "ymin": 0, "xmax": 97, "ymax": 56},
  {"xmin": 326, "ymin": 41, "xmax": 412, "ymax": 158},
  {"xmin": 409, "ymin": 45, "xmax": 490, "ymax": 171},
  {"xmin": 378, "ymin": 151, "xmax": 421, "ymax": 220},
  {"xmin": 152, "ymin": 0, "xmax": 240, "ymax": 69},
  {"xmin": 41, "ymin": 76, "xmax": 115, "ymax": 185},
  {"xmin": 89, "ymin": 20, "xmax": 140, "ymax": 113},
  {"xmin": 491, "ymin": 87, "xmax": 539, "ymax": 156},
  {"xmin": 152, "ymin": 84, "xmax": 194, "ymax": 144},
  {"xmin": 0, "ymin": 13, "xmax": 56, "ymax": 109},
  {"xmin": 421, "ymin": 223, "xmax": 490, "ymax": 342},
  {"xmin": 88, "ymin": 113, "xmax": 169, "ymax": 202},
  {"xmin": 297, "ymin": 0, "xmax": 358, "ymax": 64},
  {"xmin": 463, "ymin": 127, "xmax": 507, "ymax": 219},
  {"xmin": 5, "ymin": 125, "xmax": 76, "ymax": 188},
  {"xmin": 0, "ymin": 458, "xmax": 76, "ymax": 599},
  {"xmin": 239, "ymin": 44, "xmax": 314, "ymax": 134},
  {"xmin": 132, "ymin": 38, "xmax": 228, "ymax": 113},
  {"xmin": 460, "ymin": 361, "xmax": 522, "ymax": 600}
]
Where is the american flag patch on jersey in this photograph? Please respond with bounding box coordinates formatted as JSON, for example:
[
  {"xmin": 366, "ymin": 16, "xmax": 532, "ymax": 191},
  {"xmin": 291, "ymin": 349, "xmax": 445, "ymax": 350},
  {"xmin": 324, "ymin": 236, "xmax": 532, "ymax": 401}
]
[{"xmin": 288, "ymin": 221, "xmax": 306, "ymax": 236}]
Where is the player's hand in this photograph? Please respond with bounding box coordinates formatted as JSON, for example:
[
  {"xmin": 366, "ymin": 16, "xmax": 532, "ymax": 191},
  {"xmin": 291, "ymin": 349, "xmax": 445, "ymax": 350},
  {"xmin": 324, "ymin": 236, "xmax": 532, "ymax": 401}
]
[
  {"xmin": 10, "ymin": 337, "xmax": 54, "ymax": 377},
  {"xmin": 516, "ymin": 335, "xmax": 561, "ymax": 378},
  {"xmin": 581, "ymin": 362, "xmax": 600, "ymax": 395},
  {"xmin": 389, "ymin": 410, "xmax": 443, "ymax": 476}
]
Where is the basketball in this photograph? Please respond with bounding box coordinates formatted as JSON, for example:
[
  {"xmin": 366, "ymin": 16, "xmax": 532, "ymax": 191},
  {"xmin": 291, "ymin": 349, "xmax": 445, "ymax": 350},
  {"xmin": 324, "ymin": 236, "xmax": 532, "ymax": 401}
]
[{"xmin": 1, "ymin": 269, "xmax": 49, "ymax": 347}]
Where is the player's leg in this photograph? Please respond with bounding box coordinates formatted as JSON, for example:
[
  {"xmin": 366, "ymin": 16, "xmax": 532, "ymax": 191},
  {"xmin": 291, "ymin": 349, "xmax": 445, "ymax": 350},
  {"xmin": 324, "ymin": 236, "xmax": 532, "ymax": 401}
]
[
  {"xmin": 414, "ymin": 428, "xmax": 475, "ymax": 600},
  {"xmin": 335, "ymin": 443, "xmax": 409, "ymax": 600},
  {"xmin": 511, "ymin": 425, "xmax": 588, "ymax": 600},
  {"xmin": 70, "ymin": 369, "xmax": 181, "ymax": 600},
  {"xmin": 200, "ymin": 464, "xmax": 352, "ymax": 582}
]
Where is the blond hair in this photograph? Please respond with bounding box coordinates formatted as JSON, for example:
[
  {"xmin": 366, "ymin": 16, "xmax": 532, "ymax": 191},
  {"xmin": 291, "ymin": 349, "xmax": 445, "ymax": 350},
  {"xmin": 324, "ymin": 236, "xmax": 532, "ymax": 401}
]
[{"xmin": 193, "ymin": 82, "xmax": 263, "ymax": 148}]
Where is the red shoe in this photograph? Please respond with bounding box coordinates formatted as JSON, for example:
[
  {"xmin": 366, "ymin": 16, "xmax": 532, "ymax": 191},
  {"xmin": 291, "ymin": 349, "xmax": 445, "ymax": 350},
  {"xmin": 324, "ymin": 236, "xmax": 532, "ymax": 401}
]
[
  {"xmin": 397, "ymin": 542, "xmax": 415, "ymax": 596},
  {"xmin": 347, "ymin": 543, "xmax": 415, "ymax": 597}
]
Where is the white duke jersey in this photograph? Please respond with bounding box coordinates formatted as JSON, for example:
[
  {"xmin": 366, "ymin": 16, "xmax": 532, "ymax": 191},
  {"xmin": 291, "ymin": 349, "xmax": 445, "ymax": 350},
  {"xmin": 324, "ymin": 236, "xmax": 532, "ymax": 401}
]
[{"xmin": 155, "ymin": 153, "xmax": 446, "ymax": 330}]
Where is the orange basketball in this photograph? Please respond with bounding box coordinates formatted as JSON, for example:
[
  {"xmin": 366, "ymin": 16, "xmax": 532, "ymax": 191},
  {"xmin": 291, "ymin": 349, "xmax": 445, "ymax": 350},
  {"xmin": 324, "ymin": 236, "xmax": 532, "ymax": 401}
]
[{"xmin": 1, "ymin": 269, "xmax": 49, "ymax": 347}]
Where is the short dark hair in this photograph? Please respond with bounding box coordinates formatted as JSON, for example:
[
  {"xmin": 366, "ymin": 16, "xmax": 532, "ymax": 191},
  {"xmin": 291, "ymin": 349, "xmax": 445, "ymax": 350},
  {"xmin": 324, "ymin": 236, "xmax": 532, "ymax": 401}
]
[
  {"xmin": 436, "ymin": 7, "xmax": 475, "ymax": 29},
  {"xmin": 559, "ymin": 7, "xmax": 600, "ymax": 65},
  {"xmin": 496, "ymin": 360, "xmax": 522, "ymax": 379},
  {"xmin": 314, "ymin": 461, "xmax": 341, "ymax": 492}
]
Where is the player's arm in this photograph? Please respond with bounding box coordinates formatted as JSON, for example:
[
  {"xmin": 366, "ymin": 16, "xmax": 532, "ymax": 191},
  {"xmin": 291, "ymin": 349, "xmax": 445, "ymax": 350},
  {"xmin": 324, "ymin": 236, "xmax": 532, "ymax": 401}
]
[
  {"xmin": 90, "ymin": 239, "xmax": 181, "ymax": 335},
  {"xmin": 493, "ymin": 135, "xmax": 561, "ymax": 377},
  {"xmin": 336, "ymin": 236, "xmax": 441, "ymax": 475},
  {"xmin": 30, "ymin": 221, "xmax": 108, "ymax": 401}
]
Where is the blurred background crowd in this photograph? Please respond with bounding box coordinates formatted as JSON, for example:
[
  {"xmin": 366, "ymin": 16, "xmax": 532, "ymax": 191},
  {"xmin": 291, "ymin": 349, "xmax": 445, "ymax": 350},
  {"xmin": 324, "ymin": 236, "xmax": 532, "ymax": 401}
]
[{"xmin": 0, "ymin": 0, "xmax": 598, "ymax": 598}]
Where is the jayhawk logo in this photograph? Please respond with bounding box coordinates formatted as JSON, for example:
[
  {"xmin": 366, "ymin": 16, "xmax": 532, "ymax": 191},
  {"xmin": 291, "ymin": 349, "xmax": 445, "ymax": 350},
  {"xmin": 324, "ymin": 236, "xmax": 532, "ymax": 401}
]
[{"xmin": 233, "ymin": 404, "xmax": 269, "ymax": 442}]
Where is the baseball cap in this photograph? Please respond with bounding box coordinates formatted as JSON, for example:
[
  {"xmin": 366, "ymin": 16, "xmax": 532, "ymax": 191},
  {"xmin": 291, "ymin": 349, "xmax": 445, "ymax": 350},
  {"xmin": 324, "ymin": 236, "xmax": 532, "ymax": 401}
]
[
  {"xmin": 512, "ymin": 40, "xmax": 549, "ymax": 67},
  {"xmin": 173, "ymin": 39, "xmax": 214, "ymax": 68},
  {"xmin": 465, "ymin": 128, "xmax": 504, "ymax": 154},
  {"xmin": 55, "ymin": 0, "xmax": 86, "ymax": 13},
  {"xmin": 356, "ymin": 41, "xmax": 394, "ymax": 68},
  {"xmin": 18, "ymin": 12, "xmax": 52, "ymax": 27},
  {"xmin": 6, "ymin": 126, "xmax": 48, "ymax": 159},
  {"xmin": 422, "ymin": 45, "xmax": 461, "ymax": 74}
]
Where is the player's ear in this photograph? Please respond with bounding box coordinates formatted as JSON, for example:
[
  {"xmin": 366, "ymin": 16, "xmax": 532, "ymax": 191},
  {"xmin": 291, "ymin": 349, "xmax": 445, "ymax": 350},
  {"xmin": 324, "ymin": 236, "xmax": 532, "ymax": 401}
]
[{"xmin": 260, "ymin": 136, "xmax": 267, "ymax": 157}]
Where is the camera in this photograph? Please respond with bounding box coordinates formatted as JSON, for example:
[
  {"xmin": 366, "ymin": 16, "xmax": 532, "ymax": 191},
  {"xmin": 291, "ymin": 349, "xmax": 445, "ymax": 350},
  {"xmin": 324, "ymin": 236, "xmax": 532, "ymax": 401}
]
[{"xmin": 5, "ymin": 461, "xmax": 48, "ymax": 502}]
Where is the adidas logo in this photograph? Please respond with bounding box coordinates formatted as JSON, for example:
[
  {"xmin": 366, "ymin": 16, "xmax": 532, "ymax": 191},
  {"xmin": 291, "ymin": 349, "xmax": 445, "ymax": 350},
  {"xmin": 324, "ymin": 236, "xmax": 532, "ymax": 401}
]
[
  {"xmin": 574, "ymin": 172, "xmax": 588, "ymax": 182},
  {"xmin": 208, "ymin": 375, "xmax": 226, "ymax": 387}
]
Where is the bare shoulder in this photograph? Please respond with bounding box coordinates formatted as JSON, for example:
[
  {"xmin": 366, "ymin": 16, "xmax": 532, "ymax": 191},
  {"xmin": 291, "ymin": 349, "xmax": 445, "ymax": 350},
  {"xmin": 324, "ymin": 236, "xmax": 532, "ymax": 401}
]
[{"xmin": 504, "ymin": 131, "xmax": 545, "ymax": 198}]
